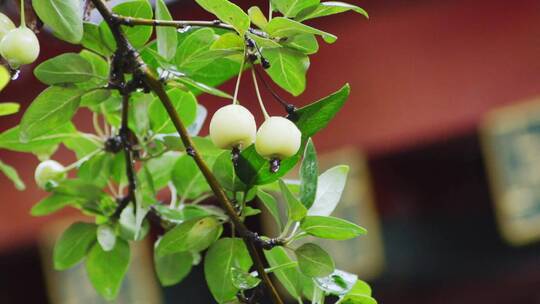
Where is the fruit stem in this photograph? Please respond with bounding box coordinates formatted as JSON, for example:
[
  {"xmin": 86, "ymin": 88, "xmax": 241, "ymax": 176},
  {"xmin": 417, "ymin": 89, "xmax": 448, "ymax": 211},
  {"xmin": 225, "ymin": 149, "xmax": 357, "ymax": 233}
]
[
  {"xmin": 251, "ymin": 68, "xmax": 270, "ymax": 119},
  {"xmin": 19, "ymin": 0, "xmax": 26, "ymax": 28},
  {"xmin": 232, "ymin": 47, "xmax": 247, "ymax": 105}
]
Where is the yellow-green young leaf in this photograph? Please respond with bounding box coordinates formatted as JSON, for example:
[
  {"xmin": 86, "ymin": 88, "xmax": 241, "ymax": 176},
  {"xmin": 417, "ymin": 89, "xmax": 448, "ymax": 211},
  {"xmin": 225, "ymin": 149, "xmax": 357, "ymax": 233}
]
[
  {"xmin": 339, "ymin": 295, "xmax": 377, "ymax": 304},
  {"xmin": 279, "ymin": 179, "xmax": 307, "ymax": 222},
  {"xmin": 263, "ymin": 47, "xmax": 309, "ymax": 96},
  {"xmin": 154, "ymin": 250, "xmax": 193, "ymax": 286},
  {"xmin": 256, "ymin": 189, "xmax": 282, "ymax": 230},
  {"xmin": 0, "ymin": 159, "xmax": 25, "ymax": 190},
  {"xmin": 149, "ymin": 88, "xmax": 197, "ymax": 134},
  {"xmin": 176, "ymin": 77, "xmax": 233, "ymax": 99},
  {"xmin": 155, "ymin": 0, "xmax": 177, "ymax": 61},
  {"xmin": 248, "ymin": 6, "xmax": 268, "ymax": 29},
  {"xmin": 32, "ymin": 0, "xmax": 83, "ymax": 43},
  {"xmin": 266, "ymin": 17, "xmax": 337, "ymax": 43},
  {"xmin": 194, "ymin": 0, "xmax": 250, "ymax": 34},
  {"xmin": 0, "ymin": 65, "xmax": 9, "ymax": 91},
  {"xmin": 156, "ymin": 217, "xmax": 222, "ymax": 256},
  {"xmin": 34, "ymin": 53, "xmax": 95, "ymax": 85},
  {"xmin": 31, "ymin": 193, "xmax": 78, "ymax": 216},
  {"xmin": 204, "ymin": 238, "xmax": 252, "ymax": 303},
  {"xmin": 308, "ymin": 165, "xmax": 349, "ymax": 216},
  {"xmin": 19, "ymin": 86, "xmax": 84, "ymax": 142},
  {"xmin": 292, "ymin": 84, "xmax": 350, "ymax": 140},
  {"xmin": 0, "ymin": 102, "xmax": 20, "ymax": 116},
  {"xmin": 299, "ymin": 138, "xmax": 318, "ymax": 208},
  {"xmin": 264, "ymin": 247, "xmax": 303, "ymax": 298},
  {"xmin": 53, "ymin": 222, "xmax": 97, "ymax": 270},
  {"xmin": 86, "ymin": 239, "xmax": 131, "ymax": 301},
  {"xmin": 296, "ymin": 2, "xmax": 369, "ymax": 22},
  {"xmin": 301, "ymin": 216, "xmax": 366, "ymax": 240},
  {"xmin": 295, "ymin": 243, "xmax": 335, "ymax": 278},
  {"xmin": 211, "ymin": 32, "xmax": 244, "ymax": 51},
  {"xmin": 271, "ymin": 0, "xmax": 320, "ymax": 18}
]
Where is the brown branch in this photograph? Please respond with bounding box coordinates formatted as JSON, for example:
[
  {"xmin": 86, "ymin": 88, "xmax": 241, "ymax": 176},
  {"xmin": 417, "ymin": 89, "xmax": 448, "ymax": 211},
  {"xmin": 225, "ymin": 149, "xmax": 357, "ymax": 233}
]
[
  {"xmin": 88, "ymin": 1, "xmax": 284, "ymax": 303},
  {"xmin": 113, "ymin": 14, "xmax": 271, "ymax": 39}
]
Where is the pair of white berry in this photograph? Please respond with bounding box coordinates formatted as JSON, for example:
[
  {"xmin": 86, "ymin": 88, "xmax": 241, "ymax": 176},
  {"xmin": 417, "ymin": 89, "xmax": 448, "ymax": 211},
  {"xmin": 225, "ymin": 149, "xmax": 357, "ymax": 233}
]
[
  {"xmin": 0, "ymin": 13, "xmax": 40, "ymax": 68},
  {"xmin": 209, "ymin": 104, "xmax": 301, "ymax": 160}
]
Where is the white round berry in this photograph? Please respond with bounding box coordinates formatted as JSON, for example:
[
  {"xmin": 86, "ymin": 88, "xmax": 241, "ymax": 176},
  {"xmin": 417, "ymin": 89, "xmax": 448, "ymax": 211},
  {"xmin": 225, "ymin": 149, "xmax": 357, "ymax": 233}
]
[
  {"xmin": 255, "ymin": 116, "xmax": 301, "ymax": 159},
  {"xmin": 209, "ymin": 104, "xmax": 257, "ymax": 149}
]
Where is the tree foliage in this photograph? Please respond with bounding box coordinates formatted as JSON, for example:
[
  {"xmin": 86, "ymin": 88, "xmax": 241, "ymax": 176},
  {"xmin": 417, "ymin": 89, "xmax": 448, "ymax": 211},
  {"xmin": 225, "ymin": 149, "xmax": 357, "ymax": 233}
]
[{"xmin": 0, "ymin": 0, "xmax": 374, "ymax": 303}]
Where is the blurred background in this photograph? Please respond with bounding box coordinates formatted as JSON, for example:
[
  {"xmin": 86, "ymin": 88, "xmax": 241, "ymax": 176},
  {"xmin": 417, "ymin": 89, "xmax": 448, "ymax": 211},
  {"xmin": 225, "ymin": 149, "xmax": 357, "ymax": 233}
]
[{"xmin": 2, "ymin": 0, "xmax": 540, "ymax": 303}]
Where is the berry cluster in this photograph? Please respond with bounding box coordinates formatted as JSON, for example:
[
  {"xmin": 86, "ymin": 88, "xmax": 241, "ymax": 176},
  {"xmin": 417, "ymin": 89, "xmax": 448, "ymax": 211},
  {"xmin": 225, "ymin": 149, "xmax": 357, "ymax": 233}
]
[{"xmin": 209, "ymin": 104, "xmax": 301, "ymax": 162}]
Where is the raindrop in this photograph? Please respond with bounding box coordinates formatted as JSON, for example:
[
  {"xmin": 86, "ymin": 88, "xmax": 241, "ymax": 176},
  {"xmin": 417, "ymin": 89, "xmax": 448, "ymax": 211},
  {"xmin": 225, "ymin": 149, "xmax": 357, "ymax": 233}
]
[
  {"xmin": 177, "ymin": 25, "xmax": 191, "ymax": 33},
  {"xmin": 10, "ymin": 69, "xmax": 20, "ymax": 80}
]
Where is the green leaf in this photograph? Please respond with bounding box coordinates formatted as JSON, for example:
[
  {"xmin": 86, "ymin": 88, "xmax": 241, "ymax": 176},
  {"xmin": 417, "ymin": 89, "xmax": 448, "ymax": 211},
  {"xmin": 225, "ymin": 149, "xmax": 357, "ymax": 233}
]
[
  {"xmin": 341, "ymin": 280, "xmax": 372, "ymax": 299},
  {"xmin": 293, "ymin": 84, "xmax": 350, "ymax": 139},
  {"xmin": 264, "ymin": 247, "xmax": 303, "ymax": 298},
  {"xmin": 279, "ymin": 179, "xmax": 307, "ymax": 222},
  {"xmin": 78, "ymin": 153, "xmax": 112, "ymax": 189},
  {"xmin": 146, "ymin": 152, "xmax": 180, "ymax": 190},
  {"xmin": 101, "ymin": 0, "xmax": 153, "ymax": 49},
  {"xmin": 0, "ymin": 102, "xmax": 20, "ymax": 116},
  {"xmin": 81, "ymin": 22, "xmax": 113, "ymax": 57},
  {"xmin": 172, "ymin": 154, "xmax": 212, "ymax": 200},
  {"xmin": 271, "ymin": 0, "xmax": 320, "ymax": 17},
  {"xmin": 299, "ymin": 139, "xmax": 318, "ymax": 208},
  {"xmin": 295, "ymin": 243, "xmax": 334, "ymax": 277},
  {"xmin": 53, "ymin": 179, "xmax": 104, "ymax": 202},
  {"xmin": 31, "ymin": 193, "xmax": 78, "ymax": 216},
  {"xmin": 301, "ymin": 216, "xmax": 366, "ymax": 240},
  {"xmin": 154, "ymin": 250, "xmax": 193, "ymax": 286},
  {"xmin": 236, "ymin": 144, "xmax": 301, "ymax": 186},
  {"xmin": 19, "ymin": 86, "xmax": 84, "ymax": 142},
  {"xmin": 97, "ymin": 224, "xmax": 116, "ymax": 252},
  {"xmin": 0, "ymin": 159, "xmax": 25, "ymax": 190},
  {"xmin": 128, "ymin": 92, "xmax": 153, "ymax": 135},
  {"xmin": 175, "ymin": 28, "xmax": 221, "ymax": 73},
  {"xmin": 256, "ymin": 189, "xmax": 282, "ymax": 230},
  {"xmin": 156, "ymin": 217, "xmax": 222, "ymax": 256},
  {"xmin": 315, "ymin": 269, "xmax": 357, "ymax": 296},
  {"xmin": 176, "ymin": 77, "xmax": 233, "ymax": 99},
  {"xmin": 266, "ymin": 17, "xmax": 337, "ymax": 43},
  {"xmin": 248, "ymin": 6, "xmax": 268, "ymax": 29},
  {"xmin": 296, "ymin": 2, "xmax": 369, "ymax": 22},
  {"xmin": 263, "ymin": 47, "xmax": 309, "ymax": 96},
  {"xmin": 32, "ymin": 0, "xmax": 83, "ymax": 43},
  {"xmin": 86, "ymin": 239, "xmax": 130, "ymax": 300},
  {"xmin": 155, "ymin": 0, "xmax": 177, "ymax": 61},
  {"xmin": 34, "ymin": 53, "xmax": 96, "ymax": 85},
  {"xmin": 213, "ymin": 151, "xmax": 246, "ymax": 191},
  {"xmin": 0, "ymin": 124, "xmax": 75, "ymax": 156},
  {"xmin": 204, "ymin": 238, "xmax": 252, "ymax": 303},
  {"xmin": 211, "ymin": 32, "xmax": 244, "ymax": 51},
  {"xmin": 81, "ymin": 89, "xmax": 112, "ymax": 107},
  {"xmin": 285, "ymin": 34, "xmax": 319, "ymax": 55},
  {"xmin": 137, "ymin": 165, "xmax": 157, "ymax": 208},
  {"xmin": 308, "ymin": 165, "xmax": 349, "ymax": 216},
  {"xmin": 62, "ymin": 133, "xmax": 102, "ymax": 159},
  {"xmin": 78, "ymin": 50, "xmax": 110, "ymax": 90},
  {"xmin": 53, "ymin": 222, "xmax": 97, "ymax": 270},
  {"xmin": 194, "ymin": 0, "xmax": 250, "ymax": 34},
  {"xmin": 149, "ymin": 88, "xmax": 197, "ymax": 133}
]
